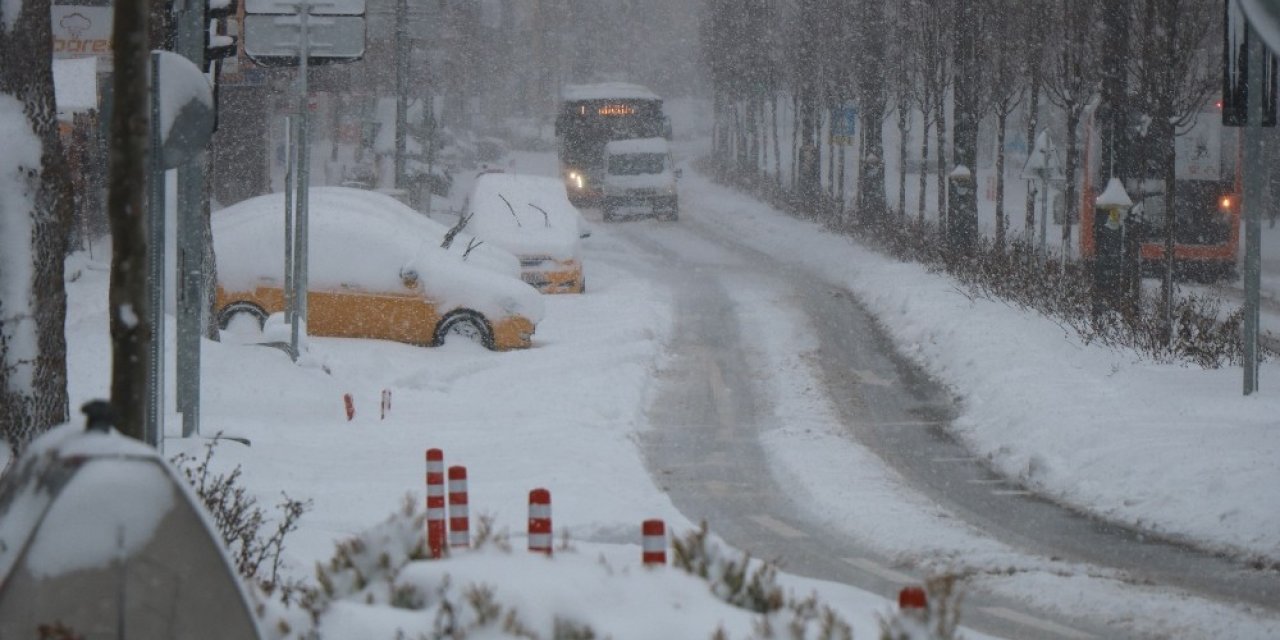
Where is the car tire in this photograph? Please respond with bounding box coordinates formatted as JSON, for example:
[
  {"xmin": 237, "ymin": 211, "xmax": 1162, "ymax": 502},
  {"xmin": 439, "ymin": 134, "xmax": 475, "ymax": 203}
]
[
  {"xmin": 434, "ymin": 310, "xmax": 494, "ymax": 349},
  {"xmin": 217, "ymin": 302, "xmax": 268, "ymax": 330}
]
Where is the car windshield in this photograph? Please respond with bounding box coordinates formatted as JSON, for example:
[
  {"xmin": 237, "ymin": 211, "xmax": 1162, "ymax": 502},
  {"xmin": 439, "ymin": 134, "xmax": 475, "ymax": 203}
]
[{"xmin": 609, "ymin": 153, "xmax": 665, "ymax": 175}]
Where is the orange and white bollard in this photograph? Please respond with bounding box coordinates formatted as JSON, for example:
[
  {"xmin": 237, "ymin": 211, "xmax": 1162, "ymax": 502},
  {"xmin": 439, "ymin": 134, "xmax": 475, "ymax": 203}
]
[
  {"xmin": 448, "ymin": 465, "xmax": 470, "ymax": 549},
  {"xmin": 380, "ymin": 389, "xmax": 391, "ymax": 420},
  {"xmin": 528, "ymin": 488, "xmax": 552, "ymax": 555},
  {"xmin": 425, "ymin": 448, "xmax": 446, "ymax": 558},
  {"xmin": 642, "ymin": 519, "xmax": 666, "ymax": 566},
  {"xmin": 343, "ymin": 393, "xmax": 355, "ymax": 421}
]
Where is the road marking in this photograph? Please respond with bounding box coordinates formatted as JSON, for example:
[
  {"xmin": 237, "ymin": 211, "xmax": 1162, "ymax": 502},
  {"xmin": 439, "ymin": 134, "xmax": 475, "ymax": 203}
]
[
  {"xmin": 748, "ymin": 514, "xmax": 807, "ymax": 539},
  {"xmin": 967, "ymin": 478, "xmax": 1006, "ymax": 485},
  {"xmin": 849, "ymin": 368, "xmax": 894, "ymax": 387},
  {"xmin": 979, "ymin": 606, "xmax": 1095, "ymax": 639},
  {"xmin": 869, "ymin": 420, "xmax": 942, "ymax": 428},
  {"xmin": 841, "ymin": 557, "xmax": 915, "ymax": 584},
  {"xmin": 704, "ymin": 480, "xmax": 737, "ymax": 497},
  {"xmin": 931, "ymin": 457, "xmax": 975, "ymax": 463},
  {"xmin": 991, "ymin": 489, "xmax": 1033, "ymax": 497}
]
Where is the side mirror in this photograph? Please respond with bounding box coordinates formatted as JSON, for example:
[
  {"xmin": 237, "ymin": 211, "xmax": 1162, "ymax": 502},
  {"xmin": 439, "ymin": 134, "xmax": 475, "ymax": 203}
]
[{"xmin": 400, "ymin": 268, "xmax": 420, "ymax": 289}]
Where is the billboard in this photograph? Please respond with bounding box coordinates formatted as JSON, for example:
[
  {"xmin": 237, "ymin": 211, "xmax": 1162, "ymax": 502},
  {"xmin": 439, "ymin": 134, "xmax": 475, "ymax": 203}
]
[{"xmin": 51, "ymin": 5, "xmax": 113, "ymax": 59}]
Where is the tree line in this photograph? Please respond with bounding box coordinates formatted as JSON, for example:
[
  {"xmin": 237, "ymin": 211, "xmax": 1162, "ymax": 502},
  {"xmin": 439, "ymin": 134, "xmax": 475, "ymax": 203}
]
[{"xmin": 700, "ymin": 0, "xmax": 1222, "ymax": 272}]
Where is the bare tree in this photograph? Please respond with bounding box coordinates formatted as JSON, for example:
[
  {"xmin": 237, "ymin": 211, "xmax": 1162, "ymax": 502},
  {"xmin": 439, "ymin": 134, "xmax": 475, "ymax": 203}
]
[
  {"xmin": 1129, "ymin": 0, "xmax": 1218, "ymax": 339},
  {"xmin": 0, "ymin": 0, "xmax": 74, "ymax": 458},
  {"xmin": 907, "ymin": 0, "xmax": 950, "ymax": 224},
  {"xmin": 1044, "ymin": 0, "xmax": 1105, "ymax": 258},
  {"xmin": 982, "ymin": 0, "xmax": 1030, "ymax": 249}
]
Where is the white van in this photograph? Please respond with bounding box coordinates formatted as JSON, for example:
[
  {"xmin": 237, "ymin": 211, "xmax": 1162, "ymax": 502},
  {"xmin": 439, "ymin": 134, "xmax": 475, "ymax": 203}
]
[{"xmin": 601, "ymin": 137, "xmax": 680, "ymax": 222}]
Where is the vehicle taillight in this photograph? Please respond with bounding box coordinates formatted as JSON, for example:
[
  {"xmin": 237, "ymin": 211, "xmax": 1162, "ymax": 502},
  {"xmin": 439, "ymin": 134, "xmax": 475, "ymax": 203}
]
[{"xmin": 1220, "ymin": 195, "xmax": 1233, "ymax": 212}]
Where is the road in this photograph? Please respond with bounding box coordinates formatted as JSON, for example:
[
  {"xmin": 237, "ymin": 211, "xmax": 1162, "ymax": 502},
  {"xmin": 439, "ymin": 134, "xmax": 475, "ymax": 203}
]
[{"xmin": 593, "ymin": 200, "xmax": 1280, "ymax": 639}]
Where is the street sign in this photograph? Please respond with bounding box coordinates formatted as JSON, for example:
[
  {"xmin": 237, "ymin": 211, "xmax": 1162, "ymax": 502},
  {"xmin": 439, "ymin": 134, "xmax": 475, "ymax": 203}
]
[
  {"xmin": 832, "ymin": 104, "xmax": 857, "ymax": 146},
  {"xmin": 243, "ymin": 14, "xmax": 366, "ymax": 65},
  {"xmin": 246, "ymin": 0, "xmax": 365, "ymax": 14},
  {"xmin": 154, "ymin": 50, "xmax": 215, "ymax": 169}
]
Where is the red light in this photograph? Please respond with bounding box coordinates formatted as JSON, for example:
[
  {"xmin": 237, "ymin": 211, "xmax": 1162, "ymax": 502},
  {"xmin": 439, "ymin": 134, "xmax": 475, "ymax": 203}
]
[{"xmin": 1215, "ymin": 99, "xmax": 1224, "ymax": 109}]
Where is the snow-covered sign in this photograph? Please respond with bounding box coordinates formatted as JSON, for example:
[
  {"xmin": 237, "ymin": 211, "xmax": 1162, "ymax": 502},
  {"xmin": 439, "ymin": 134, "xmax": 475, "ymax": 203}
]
[
  {"xmin": 1238, "ymin": 0, "xmax": 1280, "ymax": 56},
  {"xmin": 154, "ymin": 50, "xmax": 215, "ymax": 169},
  {"xmin": 243, "ymin": 14, "xmax": 367, "ymax": 64},
  {"xmin": 50, "ymin": 6, "xmax": 112, "ymax": 59},
  {"xmin": 1020, "ymin": 130, "xmax": 1064, "ymax": 182},
  {"xmin": 1175, "ymin": 113, "xmax": 1222, "ymax": 181},
  {"xmin": 246, "ymin": 0, "xmax": 366, "ymax": 14}
]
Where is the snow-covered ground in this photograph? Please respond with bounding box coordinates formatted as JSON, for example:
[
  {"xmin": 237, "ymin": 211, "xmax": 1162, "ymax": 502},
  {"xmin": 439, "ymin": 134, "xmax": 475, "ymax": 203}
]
[{"xmin": 38, "ymin": 139, "xmax": 1280, "ymax": 637}]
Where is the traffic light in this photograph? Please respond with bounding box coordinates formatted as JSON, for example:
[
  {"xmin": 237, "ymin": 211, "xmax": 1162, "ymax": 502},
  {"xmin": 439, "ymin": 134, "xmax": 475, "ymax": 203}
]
[{"xmin": 205, "ymin": 0, "xmax": 239, "ymax": 72}]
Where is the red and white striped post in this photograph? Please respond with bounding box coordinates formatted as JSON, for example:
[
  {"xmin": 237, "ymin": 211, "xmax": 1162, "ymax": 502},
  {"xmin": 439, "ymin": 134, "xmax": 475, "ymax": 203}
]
[
  {"xmin": 448, "ymin": 465, "xmax": 470, "ymax": 549},
  {"xmin": 425, "ymin": 448, "xmax": 446, "ymax": 558},
  {"xmin": 380, "ymin": 389, "xmax": 392, "ymax": 420},
  {"xmin": 642, "ymin": 519, "xmax": 666, "ymax": 566},
  {"xmin": 343, "ymin": 393, "xmax": 355, "ymax": 421},
  {"xmin": 528, "ymin": 488, "xmax": 552, "ymax": 555}
]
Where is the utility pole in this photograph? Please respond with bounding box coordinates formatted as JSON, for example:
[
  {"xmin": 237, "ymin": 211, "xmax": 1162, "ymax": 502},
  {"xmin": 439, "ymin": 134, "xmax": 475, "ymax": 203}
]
[
  {"xmin": 394, "ymin": 0, "xmax": 408, "ymax": 189},
  {"xmin": 174, "ymin": 0, "xmax": 208, "ymax": 438},
  {"xmin": 107, "ymin": 0, "xmax": 151, "ymax": 441}
]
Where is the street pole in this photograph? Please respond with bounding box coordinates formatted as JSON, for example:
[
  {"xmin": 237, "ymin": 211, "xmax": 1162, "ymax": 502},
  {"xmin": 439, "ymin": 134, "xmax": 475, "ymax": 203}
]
[
  {"xmin": 146, "ymin": 51, "xmax": 165, "ymax": 450},
  {"xmin": 174, "ymin": 0, "xmax": 207, "ymax": 438},
  {"xmin": 1243, "ymin": 22, "xmax": 1264, "ymax": 395},
  {"xmin": 284, "ymin": 115, "xmax": 295, "ymax": 326},
  {"xmin": 291, "ymin": 5, "xmax": 311, "ymax": 361},
  {"xmin": 394, "ymin": 0, "xmax": 408, "ymax": 190}
]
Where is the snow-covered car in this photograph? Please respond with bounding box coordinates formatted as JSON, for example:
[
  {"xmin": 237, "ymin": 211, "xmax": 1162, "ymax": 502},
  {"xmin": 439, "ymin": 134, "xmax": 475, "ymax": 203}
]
[
  {"xmin": 467, "ymin": 173, "xmax": 590, "ymax": 294},
  {"xmin": 213, "ymin": 187, "xmax": 544, "ymax": 350},
  {"xmin": 602, "ymin": 137, "xmax": 680, "ymax": 222}
]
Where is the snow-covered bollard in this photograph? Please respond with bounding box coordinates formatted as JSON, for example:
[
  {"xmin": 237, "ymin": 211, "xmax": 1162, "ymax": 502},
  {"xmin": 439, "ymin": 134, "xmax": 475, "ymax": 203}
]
[
  {"xmin": 344, "ymin": 393, "xmax": 355, "ymax": 421},
  {"xmin": 899, "ymin": 586, "xmax": 928, "ymax": 613},
  {"xmin": 528, "ymin": 488, "xmax": 553, "ymax": 556},
  {"xmin": 448, "ymin": 465, "xmax": 470, "ymax": 549},
  {"xmin": 642, "ymin": 519, "xmax": 666, "ymax": 566},
  {"xmin": 425, "ymin": 449, "xmax": 446, "ymax": 558}
]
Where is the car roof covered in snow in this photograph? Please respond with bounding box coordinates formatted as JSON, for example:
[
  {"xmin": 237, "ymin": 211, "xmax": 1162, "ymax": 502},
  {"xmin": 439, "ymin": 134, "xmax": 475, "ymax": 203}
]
[
  {"xmin": 468, "ymin": 173, "xmax": 585, "ymax": 260},
  {"xmin": 605, "ymin": 137, "xmax": 670, "ymax": 155}
]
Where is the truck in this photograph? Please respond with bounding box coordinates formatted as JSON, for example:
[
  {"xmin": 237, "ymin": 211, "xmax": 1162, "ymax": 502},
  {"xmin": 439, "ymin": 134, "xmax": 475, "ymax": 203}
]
[
  {"xmin": 601, "ymin": 137, "xmax": 680, "ymax": 221},
  {"xmin": 554, "ymin": 82, "xmax": 670, "ymax": 207}
]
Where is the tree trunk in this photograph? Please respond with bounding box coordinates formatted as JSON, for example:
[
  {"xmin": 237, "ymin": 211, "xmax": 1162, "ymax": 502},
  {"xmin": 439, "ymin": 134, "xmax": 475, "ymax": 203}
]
[
  {"xmin": 897, "ymin": 106, "xmax": 909, "ymax": 217},
  {"xmin": 918, "ymin": 114, "xmax": 931, "ymax": 223},
  {"xmin": 935, "ymin": 100, "xmax": 947, "ymax": 230},
  {"xmin": 1024, "ymin": 73, "xmax": 1041, "ymax": 245},
  {"xmin": 1063, "ymin": 108, "xmax": 1082, "ymax": 261},
  {"xmin": 0, "ymin": 0, "xmax": 73, "ymax": 457},
  {"xmin": 995, "ymin": 110, "xmax": 1009, "ymax": 248},
  {"xmin": 107, "ymin": 0, "xmax": 153, "ymax": 441},
  {"xmin": 772, "ymin": 92, "xmax": 782, "ymax": 187},
  {"xmin": 948, "ymin": 0, "xmax": 979, "ymax": 254}
]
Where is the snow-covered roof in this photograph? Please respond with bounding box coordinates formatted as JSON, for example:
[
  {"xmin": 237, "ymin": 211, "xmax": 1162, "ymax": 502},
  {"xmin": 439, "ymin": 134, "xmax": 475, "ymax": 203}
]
[
  {"xmin": 52, "ymin": 57, "xmax": 98, "ymax": 119},
  {"xmin": 562, "ymin": 82, "xmax": 660, "ymax": 102},
  {"xmin": 1096, "ymin": 177, "xmax": 1133, "ymax": 208},
  {"xmin": 605, "ymin": 137, "xmax": 670, "ymax": 155},
  {"xmin": 468, "ymin": 173, "xmax": 585, "ymax": 260}
]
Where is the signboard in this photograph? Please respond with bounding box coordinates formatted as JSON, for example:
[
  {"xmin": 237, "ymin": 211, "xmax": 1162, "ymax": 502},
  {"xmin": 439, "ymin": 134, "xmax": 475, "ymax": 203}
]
[
  {"xmin": 832, "ymin": 104, "xmax": 857, "ymax": 146},
  {"xmin": 51, "ymin": 6, "xmax": 112, "ymax": 58},
  {"xmin": 1175, "ymin": 113, "xmax": 1223, "ymax": 181},
  {"xmin": 243, "ymin": 15, "xmax": 366, "ymax": 64},
  {"xmin": 246, "ymin": 0, "xmax": 365, "ymax": 14}
]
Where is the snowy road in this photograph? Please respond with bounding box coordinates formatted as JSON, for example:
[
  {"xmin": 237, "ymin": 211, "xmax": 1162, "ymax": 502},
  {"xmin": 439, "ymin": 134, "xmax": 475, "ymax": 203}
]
[{"xmin": 597, "ymin": 190, "xmax": 1280, "ymax": 638}]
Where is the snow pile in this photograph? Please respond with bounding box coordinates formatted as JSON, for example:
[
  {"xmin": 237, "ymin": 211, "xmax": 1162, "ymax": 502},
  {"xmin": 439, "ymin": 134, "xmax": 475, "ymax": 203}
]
[{"xmin": 0, "ymin": 94, "xmax": 41, "ymax": 395}]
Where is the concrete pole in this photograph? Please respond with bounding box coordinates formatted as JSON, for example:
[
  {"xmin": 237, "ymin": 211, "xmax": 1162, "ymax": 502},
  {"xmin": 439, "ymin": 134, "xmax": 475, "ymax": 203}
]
[
  {"xmin": 1243, "ymin": 23, "xmax": 1265, "ymax": 395},
  {"xmin": 146, "ymin": 51, "xmax": 165, "ymax": 450}
]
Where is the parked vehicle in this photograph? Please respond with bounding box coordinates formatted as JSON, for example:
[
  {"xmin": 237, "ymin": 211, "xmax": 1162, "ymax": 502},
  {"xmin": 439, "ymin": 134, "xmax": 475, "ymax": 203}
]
[
  {"xmin": 602, "ymin": 137, "xmax": 680, "ymax": 222},
  {"xmin": 213, "ymin": 187, "xmax": 543, "ymax": 350},
  {"xmin": 468, "ymin": 173, "xmax": 590, "ymax": 294}
]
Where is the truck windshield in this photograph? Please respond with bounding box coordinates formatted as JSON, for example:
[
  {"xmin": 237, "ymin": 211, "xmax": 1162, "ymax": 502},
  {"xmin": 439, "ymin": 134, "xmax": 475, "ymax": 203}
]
[{"xmin": 610, "ymin": 153, "xmax": 666, "ymax": 175}]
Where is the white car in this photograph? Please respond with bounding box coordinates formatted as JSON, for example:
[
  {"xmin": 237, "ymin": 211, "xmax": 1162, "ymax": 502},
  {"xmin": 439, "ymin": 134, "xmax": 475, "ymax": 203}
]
[
  {"xmin": 213, "ymin": 187, "xmax": 544, "ymax": 350},
  {"xmin": 602, "ymin": 137, "xmax": 680, "ymax": 222},
  {"xmin": 468, "ymin": 173, "xmax": 590, "ymax": 294}
]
